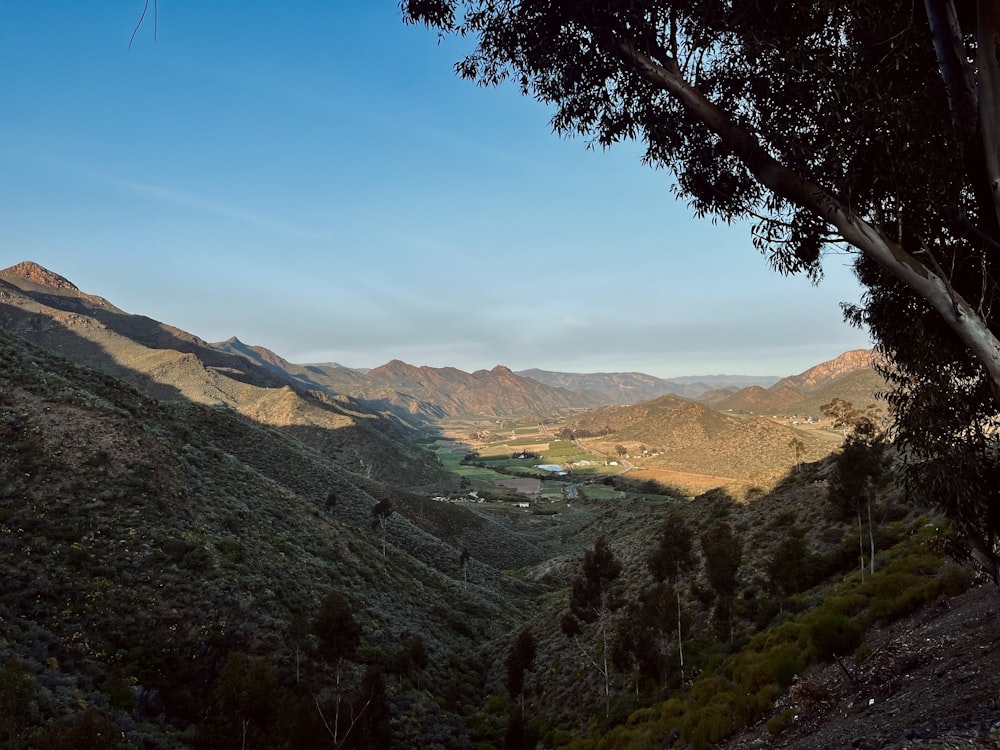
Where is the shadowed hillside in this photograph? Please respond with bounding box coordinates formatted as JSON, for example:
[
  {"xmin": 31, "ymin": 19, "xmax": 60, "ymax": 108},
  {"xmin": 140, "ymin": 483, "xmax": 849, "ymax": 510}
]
[
  {"xmin": 0, "ymin": 325, "xmax": 546, "ymax": 748},
  {"xmin": 0, "ymin": 263, "xmax": 445, "ymax": 488}
]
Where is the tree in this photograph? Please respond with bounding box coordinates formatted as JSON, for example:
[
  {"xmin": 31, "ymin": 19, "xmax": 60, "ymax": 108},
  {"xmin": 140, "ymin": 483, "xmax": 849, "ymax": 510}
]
[
  {"xmin": 313, "ymin": 591, "xmax": 363, "ymax": 747},
  {"xmin": 561, "ymin": 537, "xmax": 622, "ymax": 715},
  {"xmin": 203, "ymin": 652, "xmax": 278, "ymax": 750},
  {"xmin": 505, "ymin": 627, "xmax": 537, "ymax": 708},
  {"xmin": 611, "ymin": 590, "xmax": 672, "ymax": 698},
  {"xmin": 314, "ymin": 591, "xmax": 362, "ymax": 667},
  {"xmin": 0, "ymin": 660, "xmax": 36, "ymax": 747},
  {"xmin": 829, "ymin": 418, "xmax": 891, "ymax": 579},
  {"xmin": 371, "ymin": 498, "xmax": 393, "ymax": 557},
  {"xmin": 351, "ymin": 666, "xmax": 391, "ymax": 750},
  {"xmin": 700, "ymin": 522, "xmax": 742, "ymax": 641},
  {"xmin": 34, "ymin": 707, "xmax": 123, "ymax": 750},
  {"xmin": 820, "ymin": 398, "xmax": 882, "ymax": 441},
  {"xmin": 287, "ymin": 609, "xmax": 310, "ymax": 684},
  {"xmin": 395, "ymin": 634, "xmax": 428, "ymax": 690},
  {"xmin": 647, "ymin": 513, "xmax": 696, "ymax": 681},
  {"xmin": 789, "ymin": 437, "xmax": 806, "ymax": 472},
  {"xmin": 505, "ymin": 628, "xmax": 538, "ymax": 750},
  {"xmin": 459, "ymin": 546, "xmax": 471, "ymax": 585},
  {"xmin": 765, "ymin": 527, "xmax": 824, "ymax": 600},
  {"xmin": 402, "ymin": 0, "xmax": 1000, "ymax": 576}
]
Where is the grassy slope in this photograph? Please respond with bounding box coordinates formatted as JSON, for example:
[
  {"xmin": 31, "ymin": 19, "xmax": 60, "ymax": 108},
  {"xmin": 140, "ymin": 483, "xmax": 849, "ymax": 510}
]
[{"xmin": 0, "ymin": 329, "xmax": 545, "ymax": 748}]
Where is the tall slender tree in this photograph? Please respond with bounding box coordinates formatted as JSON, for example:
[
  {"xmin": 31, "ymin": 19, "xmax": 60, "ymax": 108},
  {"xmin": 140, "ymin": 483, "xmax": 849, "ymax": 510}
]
[
  {"xmin": 647, "ymin": 514, "xmax": 696, "ymax": 681},
  {"xmin": 371, "ymin": 498, "xmax": 393, "ymax": 558},
  {"xmin": 700, "ymin": 522, "xmax": 742, "ymax": 642},
  {"xmin": 561, "ymin": 537, "xmax": 622, "ymax": 716},
  {"xmin": 313, "ymin": 591, "xmax": 363, "ymax": 747}
]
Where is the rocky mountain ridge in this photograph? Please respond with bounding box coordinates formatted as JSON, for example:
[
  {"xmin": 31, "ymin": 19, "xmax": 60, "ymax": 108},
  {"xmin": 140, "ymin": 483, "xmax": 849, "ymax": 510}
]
[{"xmin": 0, "ymin": 262, "xmax": 445, "ymax": 488}]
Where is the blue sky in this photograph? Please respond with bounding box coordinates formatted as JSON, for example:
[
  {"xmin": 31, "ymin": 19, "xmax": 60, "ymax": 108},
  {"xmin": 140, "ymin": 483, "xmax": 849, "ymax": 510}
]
[{"xmin": 1, "ymin": 2, "xmax": 871, "ymax": 378}]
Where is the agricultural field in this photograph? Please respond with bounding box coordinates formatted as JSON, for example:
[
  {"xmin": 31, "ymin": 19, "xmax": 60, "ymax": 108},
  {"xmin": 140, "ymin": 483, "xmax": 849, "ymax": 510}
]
[{"xmin": 433, "ymin": 419, "xmax": 678, "ymax": 503}]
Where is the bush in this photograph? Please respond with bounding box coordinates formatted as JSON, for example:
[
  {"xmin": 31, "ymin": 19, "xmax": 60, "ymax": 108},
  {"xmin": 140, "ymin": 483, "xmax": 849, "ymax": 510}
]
[
  {"xmin": 940, "ymin": 564, "xmax": 974, "ymax": 596},
  {"xmin": 807, "ymin": 613, "xmax": 863, "ymax": 664},
  {"xmin": 766, "ymin": 708, "xmax": 795, "ymax": 735}
]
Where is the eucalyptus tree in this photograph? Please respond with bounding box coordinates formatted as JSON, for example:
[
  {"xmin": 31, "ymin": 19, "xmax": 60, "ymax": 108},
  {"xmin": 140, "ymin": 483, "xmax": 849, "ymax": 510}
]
[
  {"xmin": 402, "ymin": 0, "xmax": 1000, "ymax": 576},
  {"xmin": 371, "ymin": 498, "xmax": 393, "ymax": 558},
  {"xmin": 560, "ymin": 537, "xmax": 622, "ymax": 716},
  {"xmin": 647, "ymin": 513, "xmax": 696, "ymax": 680}
]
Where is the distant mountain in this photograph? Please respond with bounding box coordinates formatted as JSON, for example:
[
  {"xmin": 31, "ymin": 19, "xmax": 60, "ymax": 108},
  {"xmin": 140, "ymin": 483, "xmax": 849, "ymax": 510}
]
[
  {"xmin": 0, "ymin": 261, "xmax": 445, "ymax": 488},
  {"xmin": 564, "ymin": 394, "xmax": 836, "ymax": 485},
  {"xmin": 772, "ymin": 349, "xmax": 879, "ymax": 391},
  {"xmin": 704, "ymin": 350, "xmax": 885, "ymax": 417},
  {"xmin": 516, "ymin": 368, "xmax": 778, "ymax": 403},
  {"xmin": 239, "ymin": 354, "xmax": 608, "ymax": 420}
]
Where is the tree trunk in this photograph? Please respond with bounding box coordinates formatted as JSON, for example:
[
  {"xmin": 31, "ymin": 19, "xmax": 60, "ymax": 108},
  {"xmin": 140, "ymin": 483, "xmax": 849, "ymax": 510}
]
[
  {"xmin": 868, "ymin": 497, "xmax": 877, "ymax": 576},
  {"xmin": 676, "ymin": 581, "xmax": 685, "ymax": 683},
  {"xmin": 858, "ymin": 511, "xmax": 866, "ymax": 582},
  {"xmin": 600, "ymin": 606, "xmax": 610, "ymax": 717}
]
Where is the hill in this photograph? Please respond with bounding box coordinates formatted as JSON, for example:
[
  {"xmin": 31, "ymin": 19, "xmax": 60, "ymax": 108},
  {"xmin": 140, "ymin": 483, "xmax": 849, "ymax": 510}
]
[
  {"xmin": 561, "ymin": 395, "xmax": 839, "ymax": 491},
  {"xmin": 0, "ymin": 324, "xmax": 548, "ymax": 747},
  {"xmin": 517, "ymin": 368, "xmax": 778, "ymax": 402},
  {"xmin": 0, "ymin": 262, "xmax": 446, "ymax": 489},
  {"xmin": 235, "ymin": 356, "xmax": 607, "ymax": 421},
  {"xmin": 703, "ymin": 350, "xmax": 885, "ymax": 418}
]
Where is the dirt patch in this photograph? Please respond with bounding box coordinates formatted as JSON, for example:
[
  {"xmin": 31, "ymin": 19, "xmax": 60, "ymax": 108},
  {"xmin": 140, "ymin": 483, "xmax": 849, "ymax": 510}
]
[
  {"xmin": 625, "ymin": 466, "xmax": 741, "ymax": 495},
  {"xmin": 722, "ymin": 583, "xmax": 1000, "ymax": 750},
  {"xmin": 492, "ymin": 477, "xmax": 542, "ymax": 495}
]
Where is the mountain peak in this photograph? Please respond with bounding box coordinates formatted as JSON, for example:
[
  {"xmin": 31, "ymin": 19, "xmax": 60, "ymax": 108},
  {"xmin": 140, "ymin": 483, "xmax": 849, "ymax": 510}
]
[{"xmin": 1, "ymin": 261, "xmax": 79, "ymax": 291}]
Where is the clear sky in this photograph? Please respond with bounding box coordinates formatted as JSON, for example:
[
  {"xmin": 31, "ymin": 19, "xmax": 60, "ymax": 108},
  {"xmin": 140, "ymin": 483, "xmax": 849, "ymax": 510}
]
[{"xmin": 1, "ymin": 2, "xmax": 872, "ymax": 379}]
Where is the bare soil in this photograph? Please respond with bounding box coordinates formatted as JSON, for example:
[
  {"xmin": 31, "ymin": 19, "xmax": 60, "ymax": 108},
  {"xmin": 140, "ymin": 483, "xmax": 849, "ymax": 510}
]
[
  {"xmin": 492, "ymin": 477, "xmax": 542, "ymax": 495},
  {"xmin": 723, "ymin": 584, "xmax": 1000, "ymax": 750}
]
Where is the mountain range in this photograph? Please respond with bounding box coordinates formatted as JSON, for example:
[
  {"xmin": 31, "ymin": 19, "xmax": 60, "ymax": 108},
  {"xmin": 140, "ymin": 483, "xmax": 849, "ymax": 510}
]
[
  {"xmin": 2, "ymin": 261, "xmax": 984, "ymax": 750},
  {"xmin": 0, "ymin": 262, "xmax": 881, "ymax": 422},
  {"xmin": 0, "ymin": 260, "xmax": 884, "ymax": 493}
]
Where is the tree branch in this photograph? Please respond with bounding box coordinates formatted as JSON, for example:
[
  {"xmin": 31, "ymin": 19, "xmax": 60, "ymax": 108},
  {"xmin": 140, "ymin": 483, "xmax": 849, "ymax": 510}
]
[{"xmin": 606, "ymin": 34, "xmax": 1000, "ymax": 400}]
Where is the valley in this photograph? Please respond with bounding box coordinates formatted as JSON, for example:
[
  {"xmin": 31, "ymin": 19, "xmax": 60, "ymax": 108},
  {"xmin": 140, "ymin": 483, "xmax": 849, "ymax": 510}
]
[{"xmin": 0, "ymin": 261, "xmax": 990, "ymax": 750}]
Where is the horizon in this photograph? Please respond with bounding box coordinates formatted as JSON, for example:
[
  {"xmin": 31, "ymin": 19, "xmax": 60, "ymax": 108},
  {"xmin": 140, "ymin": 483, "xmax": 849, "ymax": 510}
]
[
  {"xmin": 8, "ymin": 255, "xmax": 863, "ymax": 383},
  {"xmin": 1, "ymin": 4, "xmax": 873, "ymax": 380}
]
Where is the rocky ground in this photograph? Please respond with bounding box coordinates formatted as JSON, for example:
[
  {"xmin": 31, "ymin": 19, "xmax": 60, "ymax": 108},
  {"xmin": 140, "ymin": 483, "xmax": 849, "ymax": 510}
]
[{"xmin": 723, "ymin": 583, "xmax": 1000, "ymax": 750}]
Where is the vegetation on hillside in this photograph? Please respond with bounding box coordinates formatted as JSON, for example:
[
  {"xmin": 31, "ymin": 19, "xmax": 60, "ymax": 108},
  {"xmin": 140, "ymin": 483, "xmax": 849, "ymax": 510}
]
[
  {"xmin": 0, "ymin": 329, "xmax": 542, "ymax": 748},
  {"xmin": 402, "ymin": 0, "xmax": 1000, "ymax": 590}
]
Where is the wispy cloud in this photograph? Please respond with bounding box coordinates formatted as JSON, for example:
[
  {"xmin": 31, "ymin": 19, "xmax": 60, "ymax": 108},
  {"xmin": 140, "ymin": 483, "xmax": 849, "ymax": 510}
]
[
  {"xmin": 1, "ymin": 147, "xmax": 336, "ymax": 242},
  {"xmin": 100, "ymin": 174, "xmax": 337, "ymax": 242}
]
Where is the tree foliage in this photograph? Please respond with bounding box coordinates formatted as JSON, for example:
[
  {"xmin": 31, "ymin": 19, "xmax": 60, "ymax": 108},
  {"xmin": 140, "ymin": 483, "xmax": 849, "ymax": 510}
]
[
  {"xmin": 700, "ymin": 522, "xmax": 741, "ymax": 599},
  {"xmin": 402, "ymin": 0, "xmax": 1000, "ymax": 573},
  {"xmin": 313, "ymin": 590, "xmax": 362, "ymax": 667},
  {"xmin": 569, "ymin": 536, "xmax": 623, "ymax": 624},
  {"xmin": 562, "ymin": 537, "xmax": 622, "ymax": 715},
  {"xmin": 648, "ymin": 513, "xmax": 696, "ymax": 584},
  {"xmin": 505, "ymin": 627, "xmax": 537, "ymax": 700}
]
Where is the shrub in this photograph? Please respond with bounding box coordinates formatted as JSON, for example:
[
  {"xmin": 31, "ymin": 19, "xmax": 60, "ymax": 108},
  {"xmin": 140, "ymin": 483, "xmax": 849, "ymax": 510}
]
[
  {"xmin": 807, "ymin": 612, "xmax": 864, "ymax": 671},
  {"xmin": 939, "ymin": 564, "xmax": 974, "ymax": 596},
  {"xmin": 681, "ymin": 697, "xmax": 734, "ymax": 749},
  {"xmin": 766, "ymin": 708, "xmax": 795, "ymax": 735},
  {"xmin": 767, "ymin": 646, "xmax": 806, "ymax": 688}
]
